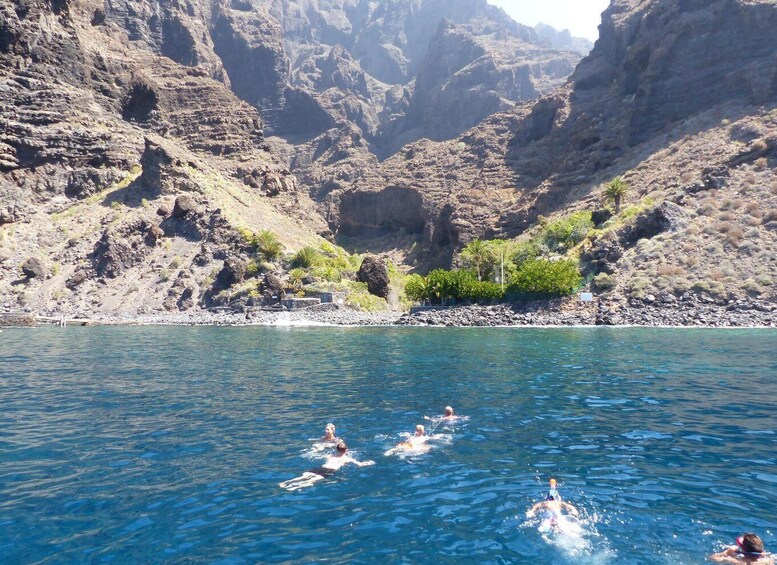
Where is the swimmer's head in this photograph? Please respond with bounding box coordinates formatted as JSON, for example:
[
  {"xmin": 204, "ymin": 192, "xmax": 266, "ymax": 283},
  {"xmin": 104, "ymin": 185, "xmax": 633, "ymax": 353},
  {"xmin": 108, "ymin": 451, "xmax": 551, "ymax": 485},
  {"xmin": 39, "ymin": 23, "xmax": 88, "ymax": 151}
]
[
  {"xmin": 737, "ymin": 533, "xmax": 765, "ymax": 555},
  {"xmin": 335, "ymin": 441, "xmax": 347, "ymax": 454},
  {"xmin": 445, "ymin": 406, "xmax": 454, "ymax": 416},
  {"xmin": 416, "ymin": 425, "xmax": 425, "ymax": 436},
  {"xmin": 547, "ymin": 478, "xmax": 559, "ymax": 500}
]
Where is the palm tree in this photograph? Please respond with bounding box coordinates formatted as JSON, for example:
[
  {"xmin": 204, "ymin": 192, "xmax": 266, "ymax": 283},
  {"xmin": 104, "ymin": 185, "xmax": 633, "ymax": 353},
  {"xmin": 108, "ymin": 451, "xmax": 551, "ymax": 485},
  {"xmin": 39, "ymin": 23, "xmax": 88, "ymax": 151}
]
[
  {"xmin": 291, "ymin": 246, "xmax": 319, "ymax": 268},
  {"xmin": 604, "ymin": 177, "xmax": 628, "ymax": 214},
  {"xmin": 461, "ymin": 239, "xmax": 495, "ymax": 281},
  {"xmin": 254, "ymin": 229, "xmax": 284, "ymax": 262}
]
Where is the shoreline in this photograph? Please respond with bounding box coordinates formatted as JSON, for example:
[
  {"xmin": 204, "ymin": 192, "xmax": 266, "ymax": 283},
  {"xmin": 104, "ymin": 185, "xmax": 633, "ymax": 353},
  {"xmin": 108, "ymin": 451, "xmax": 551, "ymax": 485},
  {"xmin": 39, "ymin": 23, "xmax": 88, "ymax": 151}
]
[{"xmin": 4, "ymin": 295, "xmax": 776, "ymax": 328}]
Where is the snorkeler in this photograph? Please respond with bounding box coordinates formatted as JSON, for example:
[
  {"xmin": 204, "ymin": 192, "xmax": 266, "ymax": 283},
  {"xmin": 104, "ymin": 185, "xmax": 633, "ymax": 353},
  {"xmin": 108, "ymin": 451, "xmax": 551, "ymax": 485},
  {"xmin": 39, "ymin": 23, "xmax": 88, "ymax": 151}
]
[
  {"xmin": 279, "ymin": 441, "xmax": 374, "ymax": 491},
  {"xmin": 321, "ymin": 423, "xmax": 339, "ymax": 442},
  {"xmin": 527, "ymin": 478, "xmax": 579, "ymax": 532},
  {"xmin": 710, "ymin": 533, "xmax": 774, "ymax": 564}
]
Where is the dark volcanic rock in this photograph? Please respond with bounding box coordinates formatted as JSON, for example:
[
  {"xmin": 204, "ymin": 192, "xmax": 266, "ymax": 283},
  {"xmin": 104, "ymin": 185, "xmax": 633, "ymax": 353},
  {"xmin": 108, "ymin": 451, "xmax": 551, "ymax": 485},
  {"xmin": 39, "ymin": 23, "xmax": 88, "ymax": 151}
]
[
  {"xmin": 172, "ymin": 194, "xmax": 197, "ymax": 218},
  {"xmin": 21, "ymin": 257, "xmax": 47, "ymax": 279},
  {"xmin": 619, "ymin": 202, "xmax": 688, "ymax": 248},
  {"xmin": 66, "ymin": 269, "xmax": 88, "ymax": 290},
  {"xmin": 582, "ymin": 233, "xmax": 623, "ymax": 275},
  {"xmin": 212, "ymin": 257, "xmax": 246, "ymax": 292},
  {"xmin": 259, "ymin": 272, "xmax": 285, "ymax": 302},
  {"xmin": 357, "ymin": 256, "xmax": 390, "ymax": 298},
  {"xmin": 91, "ymin": 222, "xmax": 151, "ymax": 279}
]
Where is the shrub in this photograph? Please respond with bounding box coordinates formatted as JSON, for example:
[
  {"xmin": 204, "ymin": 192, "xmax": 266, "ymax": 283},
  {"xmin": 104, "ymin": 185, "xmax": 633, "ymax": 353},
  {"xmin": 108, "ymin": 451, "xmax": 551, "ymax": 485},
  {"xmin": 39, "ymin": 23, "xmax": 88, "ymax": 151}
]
[
  {"xmin": 311, "ymin": 265, "xmax": 342, "ymax": 282},
  {"xmin": 540, "ymin": 211, "xmax": 593, "ymax": 252},
  {"xmin": 404, "ymin": 274, "xmax": 430, "ymax": 302},
  {"xmin": 754, "ymin": 157, "xmax": 768, "ymax": 171},
  {"xmin": 292, "ymin": 246, "xmax": 319, "ymax": 268},
  {"xmin": 752, "ymin": 138, "xmax": 769, "ymax": 151},
  {"xmin": 628, "ymin": 276, "xmax": 651, "ymax": 299},
  {"xmin": 288, "ymin": 268, "xmax": 305, "ymax": 290},
  {"xmin": 507, "ymin": 259, "xmax": 581, "ymax": 296},
  {"xmin": 657, "ymin": 264, "xmax": 685, "ymax": 276},
  {"xmin": 245, "ymin": 259, "xmax": 263, "ymax": 278},
  {"xmin": 742, "ymin": 279, "xmax": 764, "ymax": 296},
  {"xmin": 592, "ymin": 273, "xmax": 617, "ymax": 291},
  {"xmin": 512, "ymin": 240, "xmax": 543, "ymax": 265},
  {"xmin": 405, "ymin": 269, "xmax": 505, "ymax": 303},
  {"xmin": 726, "ymin": 227, "xmax": 744, "ymax": 247}
]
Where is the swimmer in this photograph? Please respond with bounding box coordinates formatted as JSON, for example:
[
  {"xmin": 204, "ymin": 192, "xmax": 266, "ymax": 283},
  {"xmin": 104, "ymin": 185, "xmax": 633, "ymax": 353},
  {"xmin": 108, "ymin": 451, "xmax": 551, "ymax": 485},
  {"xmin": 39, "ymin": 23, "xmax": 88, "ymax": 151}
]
[
  {"xmin": 279, "ymin": 441, "xmax": 375, "ymax": 491},
  {"xmin": 407, "ymin": 424, "xmax": 428, "ymax": 446},
  {"xmin": 710, "ymin": 533, "xmax": 774, "ymax": 564},
  {"xmin": 386, "ymin": 425, "xmax": 432, "ymax": 455},
  {"xmin": 444, "ymin": 406, "xmax": 455, "ymax": 418},
  {"xmin": 527, "ymin": 479, "xmax": 579, "ymax": 532},
  {"xmin": 321, "ymin": 423, "xmax": 339, "ymax": 442}
]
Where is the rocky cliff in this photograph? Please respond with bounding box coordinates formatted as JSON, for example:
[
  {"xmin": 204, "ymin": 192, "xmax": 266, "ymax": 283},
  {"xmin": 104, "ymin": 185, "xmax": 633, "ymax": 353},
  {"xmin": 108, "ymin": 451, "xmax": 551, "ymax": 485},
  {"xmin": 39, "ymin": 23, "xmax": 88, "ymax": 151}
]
[
  {"xmin": 0, "ymin": 0, "xmax": 326, "ymax": 316},
  {"xmin": 1, "ymin": 0, "xmax": 775, "ymax": 317},
  {"xmin": 328, "ymin": 0, "xmax": 777, "ymax": 303}
]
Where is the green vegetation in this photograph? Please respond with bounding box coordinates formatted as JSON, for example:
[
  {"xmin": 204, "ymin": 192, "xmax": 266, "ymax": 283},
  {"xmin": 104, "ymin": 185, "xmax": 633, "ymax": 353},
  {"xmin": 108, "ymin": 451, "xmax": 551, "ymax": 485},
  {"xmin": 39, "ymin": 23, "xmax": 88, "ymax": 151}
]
[
  {"xmin": 288, "ymin": 268, "xmax": 305, "ymax": 291},
  {"xmin": 461, "ymin": 239, "xmax": 495, "ymax": 281},
  {"xmin": 540, "ymin": 211, "xmax": 594, "ymax": 252},
  {"xmin": 507, "ymin": 259, "xmax": 582, "ymax": 296},
  {"xmin": 603, "ymin": 177, "xmax": 628, "ymax": 214},
  {"xmin": 253, "ymin": 229, "xmax": 284, "ymax": 262},
  {"xmin": 291, "ymin": 246, "xmax": 319, "ymax": 268},
  {"xmin": 245, "ymin": 258, "xmax": 263, "ymax": 278}
]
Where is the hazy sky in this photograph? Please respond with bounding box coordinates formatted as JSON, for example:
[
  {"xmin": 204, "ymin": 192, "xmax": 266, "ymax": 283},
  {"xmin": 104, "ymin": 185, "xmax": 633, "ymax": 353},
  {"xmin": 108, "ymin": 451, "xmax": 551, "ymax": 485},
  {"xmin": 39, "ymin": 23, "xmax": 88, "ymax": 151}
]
[{"xmin": 488, "ymin": 0, "xmax": 611, "ymax": 41}]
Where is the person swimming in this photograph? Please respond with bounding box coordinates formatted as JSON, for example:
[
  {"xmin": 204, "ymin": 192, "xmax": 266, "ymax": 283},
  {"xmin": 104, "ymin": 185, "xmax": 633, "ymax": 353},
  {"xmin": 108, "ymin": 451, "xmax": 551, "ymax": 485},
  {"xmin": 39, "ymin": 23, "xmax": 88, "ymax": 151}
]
[
  {"xmin": 321, "ymin": 423, "xmax": 339, "ymax": 442},
  {"xmin": 385, "ymin": 424, "xmax": 433, "ymax": 455},
  {"xmin": 280, "ymin": 441, "xmax": 374, "ymax": 491},
  {"xmin": 444, "ymin": 406, "xmax": 455, "ymax": 419},
  {"xmin": 527, "ymin": 478, "xmax": 579, "ymax": 533},
  {"xmin": 710, "ymin": 533, "xmax": 774, "ymax": 564}
]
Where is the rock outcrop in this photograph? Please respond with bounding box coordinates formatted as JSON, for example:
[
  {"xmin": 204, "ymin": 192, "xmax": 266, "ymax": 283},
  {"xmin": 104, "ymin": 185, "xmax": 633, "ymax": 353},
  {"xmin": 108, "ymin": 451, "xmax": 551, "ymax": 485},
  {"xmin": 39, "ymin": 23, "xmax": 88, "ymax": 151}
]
[{"xmin": 357, "ymin": 256, "xmax": 390, "ymax": 298}]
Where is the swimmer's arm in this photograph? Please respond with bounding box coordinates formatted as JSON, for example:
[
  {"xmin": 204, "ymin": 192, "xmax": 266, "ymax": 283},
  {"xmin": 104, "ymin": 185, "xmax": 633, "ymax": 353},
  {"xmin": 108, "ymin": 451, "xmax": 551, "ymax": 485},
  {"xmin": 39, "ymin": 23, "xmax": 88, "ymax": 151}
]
[
  {"xmin": 346, "ymin": 456, "xmax": 375, "ymax": 467},
  {"xmin": 526, "ymin": 502, "xmax": 544, "ymax": 516},
  {"xmin": 709, "ymin": 547, "xmax": 740, "ymax": 563},
  {"xmin": 561, "ymin": 501, "xmax": 579, "ymax": 515}
]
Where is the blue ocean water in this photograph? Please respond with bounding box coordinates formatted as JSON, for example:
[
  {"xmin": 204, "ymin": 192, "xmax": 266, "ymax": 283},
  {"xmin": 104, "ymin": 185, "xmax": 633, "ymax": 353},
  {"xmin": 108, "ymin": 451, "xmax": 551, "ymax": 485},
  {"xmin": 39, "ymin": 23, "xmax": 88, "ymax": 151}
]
[{"xmin": 1, "ymin": 326, "xmax": 776, "ymax": 564}]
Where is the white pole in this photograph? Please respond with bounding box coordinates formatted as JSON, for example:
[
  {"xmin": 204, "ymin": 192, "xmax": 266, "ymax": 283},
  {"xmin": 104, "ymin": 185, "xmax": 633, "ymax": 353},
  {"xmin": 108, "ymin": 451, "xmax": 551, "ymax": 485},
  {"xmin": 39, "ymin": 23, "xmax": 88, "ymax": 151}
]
[{"xmin": 500, "ymin": 249, "xmax": 505, "ymax": 292}]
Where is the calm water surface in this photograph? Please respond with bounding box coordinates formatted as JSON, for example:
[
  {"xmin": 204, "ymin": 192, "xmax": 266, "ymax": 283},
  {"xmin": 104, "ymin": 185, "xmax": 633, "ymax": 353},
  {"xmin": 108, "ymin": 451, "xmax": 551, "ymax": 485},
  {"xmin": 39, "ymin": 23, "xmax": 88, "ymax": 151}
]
[{"xmin": 1, "ymin": 326, "xmax": 776, "ymax": 564}]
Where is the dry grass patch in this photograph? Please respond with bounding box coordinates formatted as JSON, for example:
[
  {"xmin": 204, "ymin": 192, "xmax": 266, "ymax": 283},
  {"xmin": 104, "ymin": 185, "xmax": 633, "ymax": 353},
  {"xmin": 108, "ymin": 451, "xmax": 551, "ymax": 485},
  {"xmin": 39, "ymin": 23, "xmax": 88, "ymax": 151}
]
[
  {"xmin": 754, "ymin": 157, "xmax": 768, "ymax": 171},
  {"xmin": 657, "ymin": 264, "xmax": 686, "ymax": 276}
]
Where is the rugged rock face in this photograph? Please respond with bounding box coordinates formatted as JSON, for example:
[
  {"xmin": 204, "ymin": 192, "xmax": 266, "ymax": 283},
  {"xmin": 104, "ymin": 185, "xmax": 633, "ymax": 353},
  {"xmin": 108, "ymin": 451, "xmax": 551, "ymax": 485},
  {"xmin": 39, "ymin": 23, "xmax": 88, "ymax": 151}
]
[
  {"xmin": 261, "ymin": 0, "xmax": 582, "ymax": 154},
  {"xmin": 325, "ymin": 0, "xmax": 777, "ymax": 302},
  {"xmin": 0, "ymin": 0, "xmax": 326, "ymax": 316},
  {"xmin": 1, "ymin": 0, "xmax": 775, "ymax": 316},
  {"xmin": 533, "ymin": 24, "xmax": 593, "ymax": 56},
  {"xmin": 357, "ymin": 255, "xmax": 390, "ymax": 298}
]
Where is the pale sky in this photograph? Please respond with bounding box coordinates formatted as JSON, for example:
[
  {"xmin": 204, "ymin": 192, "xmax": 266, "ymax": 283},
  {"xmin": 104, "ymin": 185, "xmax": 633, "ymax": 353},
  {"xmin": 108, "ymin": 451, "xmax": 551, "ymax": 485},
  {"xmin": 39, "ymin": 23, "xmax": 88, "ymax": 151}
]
[{"xmin": 488, "ymin": 0, "xmax": 611, "ymax": 41}]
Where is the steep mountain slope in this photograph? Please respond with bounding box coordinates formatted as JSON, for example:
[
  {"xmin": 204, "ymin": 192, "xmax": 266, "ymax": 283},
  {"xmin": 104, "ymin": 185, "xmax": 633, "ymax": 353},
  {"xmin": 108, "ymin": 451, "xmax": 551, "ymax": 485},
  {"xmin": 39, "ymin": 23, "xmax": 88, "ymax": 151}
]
[
  {"xmin": 0, "ymin": 0, "xmax": 326, "ymax": 316},
  {"xmin": 2, "ymin": 0, "xmax": 774, "ymax": 318},
  {"xmin": 330, "ymin": 0, "xmax": 777, "ymax": 303}
]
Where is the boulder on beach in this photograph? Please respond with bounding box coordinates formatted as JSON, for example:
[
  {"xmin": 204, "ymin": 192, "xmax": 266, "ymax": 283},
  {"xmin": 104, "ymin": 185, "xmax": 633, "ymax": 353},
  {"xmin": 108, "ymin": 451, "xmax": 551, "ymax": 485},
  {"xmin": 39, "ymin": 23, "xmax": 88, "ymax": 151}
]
[{"xmin": 357, "ymin": 256, "xmax": 390, "ymax": 298}]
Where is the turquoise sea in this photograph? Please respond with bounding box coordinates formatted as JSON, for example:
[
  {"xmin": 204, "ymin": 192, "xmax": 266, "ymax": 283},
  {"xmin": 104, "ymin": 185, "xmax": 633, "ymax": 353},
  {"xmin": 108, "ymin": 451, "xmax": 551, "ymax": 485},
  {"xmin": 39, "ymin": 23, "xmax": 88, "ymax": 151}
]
[{"xmin": 1, "ymin": 326, "xmax": 776, "ymax": 564}]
